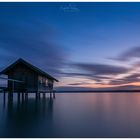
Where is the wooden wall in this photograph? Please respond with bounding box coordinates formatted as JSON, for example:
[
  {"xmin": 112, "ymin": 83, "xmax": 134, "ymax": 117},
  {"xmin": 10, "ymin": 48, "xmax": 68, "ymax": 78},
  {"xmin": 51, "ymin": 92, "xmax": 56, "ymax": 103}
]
[{"xmin": 7, "ymin": 63, "xmax": 38, "ymax": 92}]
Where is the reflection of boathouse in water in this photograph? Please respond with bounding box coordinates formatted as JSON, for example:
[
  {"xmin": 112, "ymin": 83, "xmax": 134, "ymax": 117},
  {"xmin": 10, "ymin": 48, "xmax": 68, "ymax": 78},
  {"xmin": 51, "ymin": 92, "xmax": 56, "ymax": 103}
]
[
  {"xmin": 0, "ymin": 58, "xmax": 58, "ymax": 99},
  {"xmin": 3, "ymin": 97, "xmax": 54, "ymax": 137}
]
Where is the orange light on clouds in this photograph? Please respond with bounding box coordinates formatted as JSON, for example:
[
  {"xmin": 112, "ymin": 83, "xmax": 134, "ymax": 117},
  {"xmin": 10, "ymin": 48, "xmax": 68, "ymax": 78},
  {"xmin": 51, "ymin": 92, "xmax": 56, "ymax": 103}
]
[{"xmin": 55, "ymin": 70, "xmax": 140, "ymax": 90}]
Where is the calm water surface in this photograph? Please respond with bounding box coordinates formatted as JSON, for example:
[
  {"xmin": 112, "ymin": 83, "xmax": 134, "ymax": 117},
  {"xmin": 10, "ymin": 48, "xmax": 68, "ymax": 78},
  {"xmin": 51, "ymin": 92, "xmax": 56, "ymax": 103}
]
[{"xmin": 0, "ymin": 93, "xmax": 140, "ymax": 138}]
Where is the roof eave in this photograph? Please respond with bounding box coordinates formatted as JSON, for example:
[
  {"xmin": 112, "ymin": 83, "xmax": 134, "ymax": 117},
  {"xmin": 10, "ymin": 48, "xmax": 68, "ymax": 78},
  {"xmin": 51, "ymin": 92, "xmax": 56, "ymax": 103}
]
[{"xmin": 0, "ymin": 58, "xmax": 59, "ymax": 82}]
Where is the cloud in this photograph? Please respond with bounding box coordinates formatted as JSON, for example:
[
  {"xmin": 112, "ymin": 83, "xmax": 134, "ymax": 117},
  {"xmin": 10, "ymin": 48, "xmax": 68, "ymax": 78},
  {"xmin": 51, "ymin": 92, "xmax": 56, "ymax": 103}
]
[
  {"xmin": 55, "ymin": 84, "xmax": 140, "ymax": 91},
  {"xmin": 108, "ymin": 73, "xmax": 140, "ymax": 85},
  {"xmin": 58, "ymin": 62, "xmax": 140, "ymax": 88},
  {"xmin": 132, "ymin": 61, "xmax": 140, "ymax": 68},
  {"xmin": 110, "ymin": 46, "xmax": 140, "ymax": 61},
  {"xmin": 68, "ymin": 82, "xmax": 90, "ymax": 86},
  {"xmin": 60, "ymin": 71, "xmax": 113, "ymax": 83},
  {"xmin": 58, "ymin": 63, "xmax": 130, "ymax": 86},
  {"xmin": 71, "ymin": 63, "xmax": 129, "ymax": 75},
  {"xmin": 0, "ymin": 19, "xmax": 66, "ymax": 77}
]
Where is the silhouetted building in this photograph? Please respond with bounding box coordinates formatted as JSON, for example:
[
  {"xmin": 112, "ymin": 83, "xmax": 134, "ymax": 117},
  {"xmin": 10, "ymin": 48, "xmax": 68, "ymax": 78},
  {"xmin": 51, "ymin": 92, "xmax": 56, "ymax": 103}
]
[{"xmin": 0, "ymin": 58, "xmax": 58, "ymax": 93}]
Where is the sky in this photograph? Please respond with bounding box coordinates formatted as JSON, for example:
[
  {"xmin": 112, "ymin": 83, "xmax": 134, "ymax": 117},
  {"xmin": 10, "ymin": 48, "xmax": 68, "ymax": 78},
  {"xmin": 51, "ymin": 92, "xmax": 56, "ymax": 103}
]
[{"xmin": 1, "ymin": 2, "xmax": 140, "ymax": 90}]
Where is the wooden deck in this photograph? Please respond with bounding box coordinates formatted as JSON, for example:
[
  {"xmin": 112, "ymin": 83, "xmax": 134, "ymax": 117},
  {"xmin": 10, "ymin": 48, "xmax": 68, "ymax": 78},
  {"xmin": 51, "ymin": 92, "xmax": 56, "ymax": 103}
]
[{"xmin": 0, "ymin": 76, "xmax": 56, "ymax": 103}]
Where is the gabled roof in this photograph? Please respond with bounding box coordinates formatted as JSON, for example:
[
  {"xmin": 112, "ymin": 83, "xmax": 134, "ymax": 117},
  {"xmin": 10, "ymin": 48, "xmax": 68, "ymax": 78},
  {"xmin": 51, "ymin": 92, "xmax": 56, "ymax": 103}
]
[{"xmin": 0, "ymin": 58, "xmax": 58, "ymax": 82}]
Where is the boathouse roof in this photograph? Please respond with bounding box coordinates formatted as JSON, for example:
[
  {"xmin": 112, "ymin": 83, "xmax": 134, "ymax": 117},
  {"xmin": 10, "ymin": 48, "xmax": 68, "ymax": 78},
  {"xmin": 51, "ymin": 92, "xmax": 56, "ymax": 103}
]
[{"xmin": 0, "ymin": 58, "xmax": 58, "ymax": 82}]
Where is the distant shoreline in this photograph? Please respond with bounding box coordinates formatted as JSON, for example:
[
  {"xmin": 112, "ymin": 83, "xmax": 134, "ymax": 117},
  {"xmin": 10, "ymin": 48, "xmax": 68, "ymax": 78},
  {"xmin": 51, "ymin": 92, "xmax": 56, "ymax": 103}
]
[
  {"xmin": 1, "ymin": 89, "xmax": 140, "ymax": 93},
  {"xmin": 56, "ymin": 90, "xmax": 140, "ymax": 93}
]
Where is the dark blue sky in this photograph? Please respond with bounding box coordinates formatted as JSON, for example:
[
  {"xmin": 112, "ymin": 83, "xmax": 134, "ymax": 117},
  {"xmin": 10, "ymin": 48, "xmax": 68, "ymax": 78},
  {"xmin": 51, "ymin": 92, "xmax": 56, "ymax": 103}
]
[{"xmin": 1, "ymin": 2, "xmax": 140, "ymax": 90}]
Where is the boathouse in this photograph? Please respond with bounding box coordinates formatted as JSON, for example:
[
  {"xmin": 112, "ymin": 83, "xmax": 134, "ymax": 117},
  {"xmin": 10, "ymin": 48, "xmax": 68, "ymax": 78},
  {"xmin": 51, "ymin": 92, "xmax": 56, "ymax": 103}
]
[{"xmin": 0, "ymin": 58, "xmax": 58, "ymax": 93}]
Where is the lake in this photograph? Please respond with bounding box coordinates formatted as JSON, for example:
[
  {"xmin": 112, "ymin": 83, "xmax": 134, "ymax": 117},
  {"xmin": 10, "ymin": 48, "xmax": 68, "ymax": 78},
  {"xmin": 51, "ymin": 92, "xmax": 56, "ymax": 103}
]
[{"xmin": 0, "ymin": 92, "xmax": 140, "ymax": 138}]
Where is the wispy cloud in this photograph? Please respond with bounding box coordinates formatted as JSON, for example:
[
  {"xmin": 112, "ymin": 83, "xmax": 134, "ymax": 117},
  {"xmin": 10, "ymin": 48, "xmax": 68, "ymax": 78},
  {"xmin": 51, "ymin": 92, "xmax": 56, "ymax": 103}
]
[
  {"xmin": 58, "ymin": 62, "xmax": 132, "ymax": 86},
  {"xmin": 108, "ymin": 73, "xmax": 140, "ymax": 85},
  {"xmin": 71, "ymin": 63, "xmax": 129, "ymax": 75},
  {"xmin": 57, "ymin": 61, "xmax": 140, "ymax": 89},
  {"xmin": 109, "ymin": 46, "xmax": 140, "ymax": 61},
  {"xmin": 56, "ymin": 84, "xmax": 140, "ymax": 91}
]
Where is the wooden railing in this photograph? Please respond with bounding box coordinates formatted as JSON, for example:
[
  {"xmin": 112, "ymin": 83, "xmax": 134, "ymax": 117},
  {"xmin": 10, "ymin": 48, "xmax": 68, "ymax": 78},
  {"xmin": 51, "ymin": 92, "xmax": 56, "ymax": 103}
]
[{"xmin": 0, "ymin": 77, "xmax": 24, "ymax": 92}]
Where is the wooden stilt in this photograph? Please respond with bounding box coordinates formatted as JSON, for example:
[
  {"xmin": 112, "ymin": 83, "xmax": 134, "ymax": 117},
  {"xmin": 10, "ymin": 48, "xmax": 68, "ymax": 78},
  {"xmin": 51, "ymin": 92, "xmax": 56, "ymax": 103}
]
[
  {"xmin": 35, "ymin": 92, "xmax": 37, "ymax": 99},
  {"xmin": 25, "ymin": 92, "xmax": 28, "ymax": 100},
  {"xmin": 50, "ymin": 91, "xmax": 52, "ymax": 98},
  {"xmin": 53, "ymin": 92, "xmax": 55, "ymax": 99},
  {"xmin": 8, "ymin": 91, "xmax": 13, "ymax": 102},
  {"xmin": 8, "ymin": 92, "xmax": 10, "ymax": 101},
  {"xmin": 17, "ymin": 92, "xmax": 20, "ymax": 101},
  {"xmin": 17, "ymin": 92, "xmax": 21, "ymax": 110},
  {"xmin": 35, "ymin": 92, "xmax": 39, "ymax": 100},
  {"xmin": 3, "ymin": 90, "xmax": 6, "ymax": 101},
  {"xmin": 43, "ymin": 93, "xmax": 46, "ymax": 98},
  {"xmin": 3, "ymin": 90, "xmax": 6, "ymax": 108},
  {"xmin": 22, "ymin": 92, "xmax": 24, "ymax": 102},
  {"xmin": 8, "ymin": 91, "xmax": 13, "ymax": 107},
  {"xmin": 38, "ymin": 92, "xmax": 40, "ymax": 100}
]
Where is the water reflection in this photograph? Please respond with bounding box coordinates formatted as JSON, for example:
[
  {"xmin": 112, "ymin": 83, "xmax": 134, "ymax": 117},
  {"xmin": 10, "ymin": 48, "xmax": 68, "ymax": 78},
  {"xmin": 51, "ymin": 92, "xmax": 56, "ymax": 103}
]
[
  {"xmin": 1, "ymin": 93, "xmax": 54, "ymax": 138},
  {"xmin": 51, "ymin": 93, "xmax": 140, "ymax": 138},
  {"xmin": 1, "ymin": 93, "xmax": 140, "ymax": 137}
]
